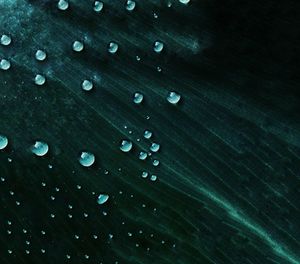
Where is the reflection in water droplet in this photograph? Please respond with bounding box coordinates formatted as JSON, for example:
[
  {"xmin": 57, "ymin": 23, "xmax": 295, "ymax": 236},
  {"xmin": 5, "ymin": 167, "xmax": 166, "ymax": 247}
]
[
  {"xmin": 133, "ymin": 92, "xmax": 143, "ymax": 104},
  {"xmin": 141, "ymin": 171, "xmax": 148, "ymax": 178},
  {"xmin": 150, "ymin": 142, "xmax": 160, "ymax": 152},
  {"xmin": 35, "ymin": 50, "xmax": 46, "ymax": 61},
  {"xmin": 81, "ymin": 80, "xmax": 93, "ymax": 91},
  {"xmin": 58, "ymin": 0, "xmax": 69, "ymax": 10},
  {"xmin": 0, "ymin": 59, "xmax": 11, "ymax": 70},
  {"xmin": 1, "ymin": 35, "xmax": 11, "ymax": 46},
  {"xmin": 32, "ymin": 141, "xmax": 49, "ymax": 156},
  {"xmin": 143, "ymin": 130, "xmax": 152, "ymax": 139},
  {"xmin": 150, "ymin": 175, "xmax": 157, "ymax": 181},
  {"xmin": 126, "ymin": 0, "xmax": 136, "ymax": 11},
  {"xmin": 0, "ymin": 135, "xmax": 8, "ymax": 150},
  {"xmin": 97, "ymin": 194, "xmax": 109, "ymax": 205},
  {"xmin": 167, "ymin": 91, "xmax": 181, "ymax": 104},
  {"xmin": 108, "ymin": 42, "xmax": 118, "ymax": 54},
  {"xmin": 154, "ymin": 41, "xmax": 164, "ymax": 53},
  {"xmin": 73, "ymin": 41, "xmax": 84, "ymax": 52},
  {"xmin": 35, "ymin": 74, "xmax": 46, "ymax": 86},
  {"xmin": 79, "ymin": 152, "xmax": 95, "ymax": 167},
  {"xmin": 139, "ymin": 151, "xmax": 147, "ymax": 160},
  {"xmin": 120, "ymin": 140, "xmax": 133, "ymax": 152},
  {"xmin": 94, "ymin": 1, "xmax": 103, "ymax": 12},
  {"xmin": 179, "ymin": 0, "xmax": 190, "ymax": 4}
]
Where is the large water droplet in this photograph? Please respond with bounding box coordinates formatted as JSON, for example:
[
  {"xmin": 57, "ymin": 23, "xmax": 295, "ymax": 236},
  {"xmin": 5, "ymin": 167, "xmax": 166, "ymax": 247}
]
[
  {"xmin": 179, "ymin": 0, "xmax": 190, "ymax": 4},
  {"xmin": 58, "ymin": 0, "xmax": 69, "ymax": 10},
  {"xmin": 150, "ymin": 142, "xmax": 160, "ymax": 152},
  {"xmin": 126, "ymin": 0, "xmax": 136, "ymax": 11},
  {"xmin": 35, "ymin": 74, "xmax": 46, "ymax": 86},
  {"xmin": 94, "ymin": 1, "xmax": 104, "ymax": 12},
  {"xmin": 143, "ymin": 130, "xmax": 152, "ymax": 139},
  {"xmin": 133, "ymin": 92, "xmax": 143, "ymax": 104},
  {"xmin": 139, "ymin": 151, "xmax": 147, "ymax": 160},
  {"xmin": 32, "ymin": 141, "xmax": 49, "ymax": 156},
  {"xmin": 120, "ymin": 140, "xmax": 133, "ymax": 152},
  {"xmin": 79, "ymin": 152, "xmax": 95, "ymax": 167},
  {"xmin": 81, "ymin": 80, "xmax": 93, "ymax": 91},
  {"xmin": 153, "ymin": 41, "xmax": 164, "ymax": 53},
  {"xmin": 35, "ymin": 50, "xmax": 46, "ymax": 61},
  {"xmin": 141, "ymin": 171, "xmax": 148, "ymax": 178},
  {"xmin": 150, "ymin": 175, "xmax": 157, "ymax": 181},
  {"xmin": 108, "ymin": 42, "xmax": 118, "ymax": 54},
  {"xmin": 73, "ymin": 41, "xmax": 84, "ymax": 52},
  {"xmin": 152, "ymin": 159, "xmax": 160, "ymax": 166},
  {"xmin": 0, "ymin": 135, "xmax": 8, "ymax": 150},
  {"xmin": 97, "ymin": 194, "xmax": 109, "ymax": 205},
  {"xmin": 0, "ymin": 59, "xmax": 11, "ymax": 70},
  {"xmin": 167, "ymin": 91, "xmax": 181, "ymax": 104},
  {"xmin": 1, "ymin": 35, "xmax": 11, "ymax": 46}
]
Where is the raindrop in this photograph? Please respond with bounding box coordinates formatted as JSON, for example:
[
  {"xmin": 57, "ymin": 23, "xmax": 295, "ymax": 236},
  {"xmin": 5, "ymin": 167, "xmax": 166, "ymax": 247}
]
[
  {"xmin": 126, "ymin": 0, "xmax": 136, "ymax": 11},
  {"xmin": 97, "ymin": 194, "xmax": 109, "ymax": 205},
  {"xmin": 35, "ymin": 50, "xmax": 46, "ymax": 61},
  {"xmin": 58, "ymin": 0, "xmax": 69, "ymax": 10},
  {"xmin": 1, "ymin": 35, "xmax": 11, "ymax": 46},
  {"xmin": 73, "ymin": 41, "xmax": 84, "ymax": 52},
  {"xmin": 31, "ymin": 141, "xmax": 49, "ymax": 156},
  {"xmin": 0, "ymin": 59, "xmax": 11, "ymax": 70},
  {"xmin": 167, "ymin": 91, "xmax": 181, "ymax": 104},
  {"xmin": 133, "ymin": 92, "xmax": 143, "ymax": 104},
  {"xmin": 139, "ymin": 151, "xmax": 147, "ymax": 160},
  {"xmin": 35, "ymin": 74, "xmax": 46, "ymax": 86},
  {"xmin": 81, "ymin": 80, "xmax": 93, "ymax": 91},
  {"xmin": 153, "ymin": 41, "xmax": 164, "ymax": 53},
  {"xmin": 150, "ymin": 142, "xmax": 160, "ymax": 152},
  {"xmin": 143, "ymin": 130, "xmax": 152, "ymax": 139},
  {"xmin": 108, "ymin": 42, "xmax": 118, "ymax": 54},
  {"xmin": 94, "ymin": 1, "xmax": 104, "ymax": 12},
  {"xmin": 150, "ymin": 175, "xmax": 157, "ymax": 181},
  {"xmin": 120, "ymin": 140, "xmax": 133, "ymax": 152},
  {"xmin": 141, "ymin": 171, "xmax": 148, "ymax": 178},
  {"xmin": 79, "ymin": 152, "xmax": 95, "ymax": 167},
  {"xmin": 0, "ymin": 135, "xmax": 8, "ymax": 150}
]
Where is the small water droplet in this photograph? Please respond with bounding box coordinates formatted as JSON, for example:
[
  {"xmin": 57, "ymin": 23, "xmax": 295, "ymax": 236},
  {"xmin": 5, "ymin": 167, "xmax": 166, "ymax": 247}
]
[
  {"xmin": 120, "ymin": 140, "xmax": 133, "ymax": 152},
  {"xmin": 1, "ymin": 34, "xmax": 11, "ymax": 46},
  {"xmin": 97, "ymin": 194, "xmax": 109, "ymax": 205},
  {"xmin": 35, "ymin": 74, "xmax": 46, "ymax": 86},
  {"xmin": 167, "ymin": 91, "xmax": 181, "ymax": 104},
  {"xmin": 79, "ymin": 152, "xmax": 95, "ymax": 167},
  {"xmin": 108, "ymin": 42, "xmax": 118, "ymax": 54},
  {"xmin": 150, "ymin": 175, "xmax": 157, "ymax": 181},
  {"xmin": 32, "ymin": 141, "xmax": 49, "ymax": 156},
  {"xmin": 133, "ymin": 92, "xmax": 143, "ymax": 104},
  {"xmin": 154, "ymin": 41, "xmax": 164, "ymax": 53},
  {"xmin": 141, "ymin": 171, "xmax": 148, "ymax": 178},
  {"xmin": 0, "ymin": 135, "xmax": 8, "ymax": 150},
  {"xmin": 35, "ymin": 50, "xmax": 46, "ymax": 61},
  {"xmin": 143, "ymin": 130, "xmax": 152, "ymax": 139},
  {"xmin": 73, "ymin": 41, "xmax": 84, "ymax": 52},
  {"xmin": 94, "ymin": 1, "xmax": 104, "ymax": 12},
  {"xmin": 81, "ymin": 80, "xmax": 93, "ymax": 91},
  {"xmin": 150, "ymin": 142, "xmax": 160, "ymax": 152},
  {"xmin": 58, "ymin": 0, "xmax": 69, "ymax": 10},
  {"xmin": 152, "ymin": 159, "xmax": 160, "ymax": 166},
  {"xmin": 126, "ymin": 0, "xmax": 136, "ymax": 11},
  {"xmin": 139, "ymin": 151, "xmax": 147, "ymax": 160},
  {"xmin": 0, "ymin": 59, "xmax": 11, "ymax": 70}
]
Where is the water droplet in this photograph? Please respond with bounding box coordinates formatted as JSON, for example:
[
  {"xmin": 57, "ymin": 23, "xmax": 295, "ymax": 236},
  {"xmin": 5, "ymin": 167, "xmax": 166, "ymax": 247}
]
[
  {"xmin": 0, "ymin": 135, "xmax": 8, "ymax": 150},
  {"xmin": 150, "ymin": 175, "xmax": 157, "ymax": 181},
  {"xmin": 35, "ymin": 74, "xmax": 46, "ymax": 86},
  {"xmin": 31, "ymin": 141, "xmax": 49, "ymax": 156},
  {"xmin": 108, "ymin": 42, "xmax": 118, "ymax": 54},
  {"xmin": 167, "ymin": 91, "xmax": 181, "ymax": 104},
  {"xmin": 143, "ymin": 130, "xmax": 152, "ymax": 139},
  {"xmin": 1, "ymin": 34, "xmax": 11, "ymax": 46},
  {"xmin": 35, "ymin": 50, "xmax": 46, "ymax": 61},
  {"xmin": 153, "ymin": 41, "xmax": 164, "ymax": 53},
  {"xmin": 0, "ymin": 59, "xmax": 11, "ymax": 70},
  {"xmin": 94, "ymin": 1, "xmax": 104, "ymax": 12},
  {"xmin": 150, "ymin": 142, "xmax": 160, "ymax": 152},
  {"xmin": 97, "ymin": 194, "xmax": 109, "ymax": 205},
  {"xmin": 139, "ymin": 151, "xmax": 147, "ymax": 160},
  {"xmin": 153, "ymin": 159, "xmax": 160, "ymax": 166},
  {"xmin": 153, "ymin": 12, "xmax": 158, "ymax": 19},
  {"xmin": 73, "ymin": 40, "xmax": 84, "ymax": 52},
  {"xmin": 141, "ymin": 171, "xmax": 148, "ymax": 178},
  {"xmin": 81, "ymin": 80, "xmax": 93, "ymax": 91},
  {"xmin": 179, "ymin": 0, "xmax": 190, "ymax": 4},
  {"xmin": 133, "ymin": 92, "xmax": 143, "ymax": 104},
  {"xmin": 79, "ymin": 152, "xmax": 95, "ymax": 167},
  {"xmin": 126, "ymin": 0, "xmax": 136, "ymax": 11},
  {"xmin": 58, "ymin": 0, "xmax": 69, "ymax": 10},
  {"xmin": 120, "ymin": 140, "xmax": 133, "ymax": 152}
]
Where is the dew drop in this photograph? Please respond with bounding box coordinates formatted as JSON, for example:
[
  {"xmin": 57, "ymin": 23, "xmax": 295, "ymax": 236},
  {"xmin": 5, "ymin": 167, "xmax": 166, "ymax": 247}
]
[
  {"xmin": 73, "ymin": 40, "xmax": 84, "ymax": 52},
  {"xmin": 150, "ymin": 175, "xmax": 157, "ymax": 181},
  {"xmin": 0, "ymin": 135, "xmax": 8, "ymax": 150},
  {"xmin": 139, "ymin": 151, "xmax": 147, "ymax": 160},
  {"xmin": 108, "ymin": 42, "xmax": 118, "ymax": 54},
  {"xmin": 179, "ymin": 0, "xmax": 190, "ymax": 4},
  {"xmin": 35, "ymin": 50, "xmax": 46, "ymax": 61},
  {"xmin": 153, "ymin": 159, "xmax": 160, "ymax": 166},
  {"xmin": 32, "ymin": 141, "xmax": 49, "ymax": 156},
  {"xmin": 126, "ymin": 0, "xmax": 136, "ymax": 11},
  {"xmin": 133, "ymin": 92, "xmax": 143, "ymax": 104},
  {"xmin": 153, "ymin": 41, "xmax": 164, "ymax": 53},
  {"xmin": 1, "ymin": 35, "xmax": 11, "ymax": 46},
  {"xmin": 79, "ymin": 152, "xmax": 95, "ymax": 167},
  {"xmin": 58, "ymin": 0, "xmax": 69, "ymax": 10},
  {"xmin": 35, "ymin": 74, "xmax": 46, "ymax": 86},
  {"xmin": 94, "ymin": 1, "xmax": 103, "ymax": 12},
  {"xmin": 0, "ymin": 59, "xmax": 11, "ymax": 70},
  {"xmin": 141, "ymin": 171, "xmax": 148, "ymax": 178},
  {"xmin": 150, "ymin": 142, "xmax": 160, "ymax": 152},
  {"xmin": 167, "ymin": 91, "xmax": 181, "ymax": 104},
  {"xmin": 81, "ymin": 80, "xmax": 93, "ymax": 91},
  {"xmin": 97, "ymin": 194, "xmax": 109, "ymax": 205},
  {"xmin": 120, "ymin": 140, "xmax": 133, "ymax": 152},
  {"xmin": 143, "ymin": 130, "xmax": 152, "ymax": 139}
]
